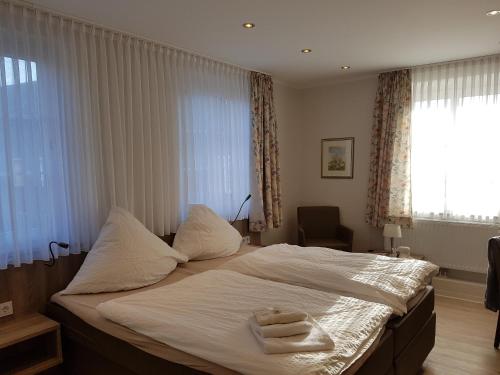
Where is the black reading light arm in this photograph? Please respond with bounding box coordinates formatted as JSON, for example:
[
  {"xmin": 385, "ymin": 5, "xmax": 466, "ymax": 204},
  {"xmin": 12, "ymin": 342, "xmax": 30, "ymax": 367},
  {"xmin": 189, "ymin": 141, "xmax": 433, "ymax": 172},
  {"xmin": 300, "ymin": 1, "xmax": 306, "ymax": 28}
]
[
  {"xmin": 231, "ymin": 194, "xmax": 251, "ymax": 225},
  {"xmin": 45, "ymin": 241, "xmax": 70, "ymax": 267}
]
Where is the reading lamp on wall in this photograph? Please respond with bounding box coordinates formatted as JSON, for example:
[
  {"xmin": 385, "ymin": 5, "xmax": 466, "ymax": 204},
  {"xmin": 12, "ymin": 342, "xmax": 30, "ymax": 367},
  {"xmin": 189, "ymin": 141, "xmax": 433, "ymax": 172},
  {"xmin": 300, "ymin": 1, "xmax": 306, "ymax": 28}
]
[
  {"xmin": 45, "ymin": 241, "xmax": 69, "ymax": 267},
  {"xmin": 231, "ymin": 194, "xmax": 251, "ymax": 225}
]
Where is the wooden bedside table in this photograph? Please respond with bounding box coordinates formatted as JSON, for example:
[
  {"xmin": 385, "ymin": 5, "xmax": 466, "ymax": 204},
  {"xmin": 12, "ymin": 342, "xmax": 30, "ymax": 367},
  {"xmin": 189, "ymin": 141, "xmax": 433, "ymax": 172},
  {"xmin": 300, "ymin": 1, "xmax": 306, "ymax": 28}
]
[{"xmin": 0, "ymin": 313, "xmax": 62, "ymax": 374}]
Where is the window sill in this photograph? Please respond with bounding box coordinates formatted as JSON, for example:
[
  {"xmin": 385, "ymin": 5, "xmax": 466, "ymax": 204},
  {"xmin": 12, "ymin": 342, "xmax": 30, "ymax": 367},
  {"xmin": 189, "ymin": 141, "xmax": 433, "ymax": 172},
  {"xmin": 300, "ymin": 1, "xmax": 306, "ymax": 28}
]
[{"xmin": 414, "ymin": 217, "xmax": 500, "ymax": 228}]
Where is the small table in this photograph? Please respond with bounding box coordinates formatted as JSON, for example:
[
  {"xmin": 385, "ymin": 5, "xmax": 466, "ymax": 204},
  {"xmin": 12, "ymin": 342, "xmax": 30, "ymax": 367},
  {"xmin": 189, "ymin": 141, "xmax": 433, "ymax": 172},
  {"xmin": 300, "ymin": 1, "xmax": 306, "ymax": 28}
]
[{"xmin": 0, "ymin": 313, "xmax": 62, "ymax": 374}]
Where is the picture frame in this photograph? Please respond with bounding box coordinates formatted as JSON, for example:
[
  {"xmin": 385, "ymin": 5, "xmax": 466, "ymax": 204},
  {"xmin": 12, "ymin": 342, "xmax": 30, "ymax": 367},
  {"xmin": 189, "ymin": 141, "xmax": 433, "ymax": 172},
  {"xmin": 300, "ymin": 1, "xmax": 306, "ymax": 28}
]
[{"xmin": 321, "ymin": 137, "xmax": 354, "ymax": 179}]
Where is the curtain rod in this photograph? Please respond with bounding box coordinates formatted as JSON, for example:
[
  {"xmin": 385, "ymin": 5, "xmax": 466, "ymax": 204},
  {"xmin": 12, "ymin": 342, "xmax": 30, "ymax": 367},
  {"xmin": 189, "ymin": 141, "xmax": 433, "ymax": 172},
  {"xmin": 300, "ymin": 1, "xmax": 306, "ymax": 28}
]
[
  {"xmin": 379, "ymin": 53, "xmax": 500, "ymax": 75},
  {"xmin": 4, "ymin": 0, "xmax": 270, "ymax": 76}
]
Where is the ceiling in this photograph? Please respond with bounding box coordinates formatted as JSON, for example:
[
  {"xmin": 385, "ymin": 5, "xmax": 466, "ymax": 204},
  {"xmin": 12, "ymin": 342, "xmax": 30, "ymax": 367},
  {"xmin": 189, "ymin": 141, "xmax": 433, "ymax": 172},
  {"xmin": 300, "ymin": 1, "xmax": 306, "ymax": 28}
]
[{"xmin": 30, "ymin": 0, "xmax": 500, "ymax": 88}]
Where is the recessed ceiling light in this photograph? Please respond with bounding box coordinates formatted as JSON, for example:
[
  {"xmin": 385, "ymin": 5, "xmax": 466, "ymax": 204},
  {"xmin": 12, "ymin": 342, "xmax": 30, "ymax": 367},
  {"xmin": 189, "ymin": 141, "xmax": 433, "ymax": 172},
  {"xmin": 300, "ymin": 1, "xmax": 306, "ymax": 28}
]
[
  {"xmin": 301, "ymin": 49, "xmax": 312, "ymax": 54},
  {"xmin": 340, "ymin": 65, "xmax": 351, "ymax": 70},
  {"xmin": 486, "ymin": 10, "xmax": 500, "ymax": 16},
  {"xmin": 242, "ymin": 22, "xmax": 255, "ymax": 29}
]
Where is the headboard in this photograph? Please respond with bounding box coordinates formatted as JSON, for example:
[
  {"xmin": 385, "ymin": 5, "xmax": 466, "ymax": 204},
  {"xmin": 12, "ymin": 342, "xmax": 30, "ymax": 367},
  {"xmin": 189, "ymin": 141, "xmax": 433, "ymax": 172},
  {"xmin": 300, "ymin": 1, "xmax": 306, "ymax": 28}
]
[{"xmin": 0, "ymin": 219, "xmax": 259, "ymax": 319}]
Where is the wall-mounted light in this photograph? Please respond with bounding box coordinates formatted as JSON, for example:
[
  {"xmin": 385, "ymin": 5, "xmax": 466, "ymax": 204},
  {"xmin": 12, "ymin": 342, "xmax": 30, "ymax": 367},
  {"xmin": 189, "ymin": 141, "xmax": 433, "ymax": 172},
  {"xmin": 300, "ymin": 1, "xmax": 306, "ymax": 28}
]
[
  {"xmin": 45, "ymin": 241, "xmax": 69, "ymax": 267},
  {"xmin": 231, "ymin": 194, "xmax": 251, "ymax": 225}
]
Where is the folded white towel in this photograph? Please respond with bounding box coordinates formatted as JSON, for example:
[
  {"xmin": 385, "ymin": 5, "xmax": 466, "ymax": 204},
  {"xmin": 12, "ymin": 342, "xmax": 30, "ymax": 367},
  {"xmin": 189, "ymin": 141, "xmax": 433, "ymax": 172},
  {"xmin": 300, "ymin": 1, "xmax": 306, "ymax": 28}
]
[
  {"xmin": 253, "ymin": 307, "xmax": 308, "ymax": 326},
  {"xmin": 249, "ymin": 316, "xmax": 313, "ymax": 338},
  {"xmin": 250, "ymin": 317, "xmax": 334, "ymax": 354}
]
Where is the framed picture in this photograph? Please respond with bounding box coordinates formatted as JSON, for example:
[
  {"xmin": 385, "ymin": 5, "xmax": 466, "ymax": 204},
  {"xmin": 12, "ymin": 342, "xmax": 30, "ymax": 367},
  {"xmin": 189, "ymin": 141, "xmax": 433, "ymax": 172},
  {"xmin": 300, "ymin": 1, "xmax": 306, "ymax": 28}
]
[{"xmin": 321, "ymin": 137, "xmax": 354, "ymax": 179}]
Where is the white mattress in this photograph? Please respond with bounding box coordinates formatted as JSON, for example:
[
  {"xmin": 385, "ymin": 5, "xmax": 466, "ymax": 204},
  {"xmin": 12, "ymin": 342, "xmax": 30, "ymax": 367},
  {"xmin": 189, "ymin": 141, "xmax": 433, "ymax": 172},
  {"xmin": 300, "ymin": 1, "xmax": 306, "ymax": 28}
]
[
  {"xmin": 98, "ymin": 270, "xmax": 393, "ymax": 375},
  {"xmin": 222, "ymin": 244, "xmax": 439, "ymax": 316}
]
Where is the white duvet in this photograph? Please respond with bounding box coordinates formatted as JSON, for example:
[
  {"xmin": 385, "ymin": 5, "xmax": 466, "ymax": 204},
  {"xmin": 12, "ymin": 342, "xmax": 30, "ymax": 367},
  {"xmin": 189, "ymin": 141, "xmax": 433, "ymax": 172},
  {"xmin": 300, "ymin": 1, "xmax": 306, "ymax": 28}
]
[
  {"xmin": 98, "ymin": 270, "xmax": 392, "ymax": 375},
  {"xmin": 222, "ymin": 244, "xmax": 439, "ymax": 316}
]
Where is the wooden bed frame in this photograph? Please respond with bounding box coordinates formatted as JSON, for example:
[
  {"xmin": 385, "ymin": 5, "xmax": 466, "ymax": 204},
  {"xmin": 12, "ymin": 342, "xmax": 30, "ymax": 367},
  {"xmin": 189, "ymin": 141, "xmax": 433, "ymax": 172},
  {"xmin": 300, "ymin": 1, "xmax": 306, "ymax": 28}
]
[
  {"xmin": 45, "ymin": 288, "xmax": 435, "ymax": 375},
  {"xmin": 44, "ymin": 220, "xmax": 436, "ymax": 374}
]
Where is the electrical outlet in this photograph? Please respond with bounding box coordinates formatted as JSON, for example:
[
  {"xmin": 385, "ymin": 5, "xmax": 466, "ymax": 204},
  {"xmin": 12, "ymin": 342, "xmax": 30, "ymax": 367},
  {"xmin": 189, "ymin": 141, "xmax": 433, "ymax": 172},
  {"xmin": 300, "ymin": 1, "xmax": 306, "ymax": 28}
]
[{"xmin": 0, "ymin": 301, "xmax": 14, "ymax": 317}]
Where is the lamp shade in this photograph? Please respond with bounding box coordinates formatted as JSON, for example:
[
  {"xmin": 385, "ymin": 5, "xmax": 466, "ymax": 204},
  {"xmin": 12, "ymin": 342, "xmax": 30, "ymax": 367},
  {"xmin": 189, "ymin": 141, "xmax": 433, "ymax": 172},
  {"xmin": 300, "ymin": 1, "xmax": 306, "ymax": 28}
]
[{"xmin": 383, "ymin": 224, "xmax": 402, "ymax": 238}]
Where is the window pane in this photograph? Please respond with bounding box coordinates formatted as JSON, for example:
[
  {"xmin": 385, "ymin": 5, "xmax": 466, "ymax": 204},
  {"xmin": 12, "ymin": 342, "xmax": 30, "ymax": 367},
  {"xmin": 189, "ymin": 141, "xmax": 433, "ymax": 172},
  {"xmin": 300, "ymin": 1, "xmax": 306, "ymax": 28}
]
[
  {"xmin": 31, "ymin": 61, "xmax": 37, "ymax": 82},
  {"xmin": 18, "ymin": 59, "xmax": 26, "ymax": 83},
  {"xmin": 4, "ymin": 57, "xmax": 14, "ymax": 85}
]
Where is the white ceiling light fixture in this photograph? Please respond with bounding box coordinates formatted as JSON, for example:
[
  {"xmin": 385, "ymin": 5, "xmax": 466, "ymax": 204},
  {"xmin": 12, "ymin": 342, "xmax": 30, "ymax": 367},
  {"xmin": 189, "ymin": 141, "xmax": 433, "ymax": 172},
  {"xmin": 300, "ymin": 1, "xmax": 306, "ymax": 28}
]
[
  {"xmin": 242, "ymin": 22, "xmax": 255, "ymax": 29},
  {"xmin": 340, "ymin": 65, "xmax": 351, "ymax": 70},
  {"xmin": 301, "ymin": 48, "xmax": 312, "ymax": 54},
  {"xmin": 486, "ymin": 10, "xmax": 500, "ymax": 16}
]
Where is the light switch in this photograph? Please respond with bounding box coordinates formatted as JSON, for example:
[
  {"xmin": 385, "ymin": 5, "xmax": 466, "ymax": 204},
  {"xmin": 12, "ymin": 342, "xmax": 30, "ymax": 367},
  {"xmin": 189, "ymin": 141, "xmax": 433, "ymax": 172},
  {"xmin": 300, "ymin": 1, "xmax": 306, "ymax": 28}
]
[{"xmin": 0, "ymin": 301, "xmax": 14, "ymax": 317}]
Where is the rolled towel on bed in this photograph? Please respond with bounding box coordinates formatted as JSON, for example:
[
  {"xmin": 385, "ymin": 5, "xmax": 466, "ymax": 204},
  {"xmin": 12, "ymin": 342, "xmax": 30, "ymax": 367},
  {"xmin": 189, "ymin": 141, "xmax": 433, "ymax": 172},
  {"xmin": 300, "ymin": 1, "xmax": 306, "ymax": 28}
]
[
  {"xmin": 249, "ymin": 316, "xmax": 313, "ymax": 338},
  {"xmin": 250, "ymin": 317, "xmax": 334, "ymax": 354},
  {"xmin": 253, "ymin": 307, "xmax": 308, "ymax": 326}
]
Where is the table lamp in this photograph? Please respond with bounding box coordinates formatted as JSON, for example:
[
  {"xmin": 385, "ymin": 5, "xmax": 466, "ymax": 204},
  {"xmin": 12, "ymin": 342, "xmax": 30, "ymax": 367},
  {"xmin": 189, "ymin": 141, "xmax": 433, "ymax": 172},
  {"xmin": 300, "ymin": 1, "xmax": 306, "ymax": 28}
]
[{"xmin": 383, "ymin": 224, "xmax": 401, "ymax": 256}]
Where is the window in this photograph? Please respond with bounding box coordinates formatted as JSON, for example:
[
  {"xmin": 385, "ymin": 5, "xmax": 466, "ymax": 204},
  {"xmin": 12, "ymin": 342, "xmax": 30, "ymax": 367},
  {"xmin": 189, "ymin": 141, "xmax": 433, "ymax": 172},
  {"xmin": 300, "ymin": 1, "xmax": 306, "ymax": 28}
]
[
  {"xmin": 0, "ymin": 56, "xmax": 58, "ymax": 266},
  {"xmin": 179, "ymin": 91, "xmax": 251, "ymax": 221},
  {"xmin": 1, "ymin": 57, "xmax": 37, "ymax": 86},
  {"xmin": 411, "ymin": 58, "xmax": 500, "ymax": 225},
  {"xmin": 1, "ymin": 58, "xmax": 40, "ymax": 192},
  {"xmin": 1, "ymin": 3, "xmax": 253, "ymax": 269}
]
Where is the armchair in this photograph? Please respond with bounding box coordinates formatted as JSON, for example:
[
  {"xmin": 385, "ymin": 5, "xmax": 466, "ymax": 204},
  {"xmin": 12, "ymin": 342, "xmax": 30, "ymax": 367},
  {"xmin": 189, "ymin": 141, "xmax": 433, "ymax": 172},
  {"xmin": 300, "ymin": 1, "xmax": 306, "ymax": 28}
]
[{"xmin": 297, "ymin": 206, "xmax": 353, "ymax": 252}]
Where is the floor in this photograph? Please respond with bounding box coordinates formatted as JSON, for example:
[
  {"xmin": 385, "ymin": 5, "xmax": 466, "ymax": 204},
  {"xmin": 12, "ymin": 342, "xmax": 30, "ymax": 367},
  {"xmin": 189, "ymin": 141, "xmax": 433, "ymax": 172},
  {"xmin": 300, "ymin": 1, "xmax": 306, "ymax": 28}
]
[{"xmin": 421, "ymin": 296, "xmax": 500, "ymax": 375}]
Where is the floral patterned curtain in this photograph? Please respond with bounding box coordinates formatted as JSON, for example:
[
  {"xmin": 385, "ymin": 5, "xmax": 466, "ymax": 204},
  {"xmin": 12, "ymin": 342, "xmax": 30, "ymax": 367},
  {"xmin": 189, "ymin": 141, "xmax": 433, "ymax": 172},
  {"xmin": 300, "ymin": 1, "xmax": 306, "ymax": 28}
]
[
  {"xmin": 365, "ymin": 69, "xmax": 412, "ymax": 228},
  {"xmin": 249, "ymin": 72, "xmax": 282, "ymax": 232}
]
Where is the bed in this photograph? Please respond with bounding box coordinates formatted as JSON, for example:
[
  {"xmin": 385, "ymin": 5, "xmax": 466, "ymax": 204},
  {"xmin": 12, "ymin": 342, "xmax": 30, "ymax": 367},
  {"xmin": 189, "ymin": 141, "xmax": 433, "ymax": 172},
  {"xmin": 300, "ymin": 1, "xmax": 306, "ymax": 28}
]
[
  {"xmin": 221, "ymin": 244, "xmax": 439, "ymax": 316},
  {"xmin": 46, "ymin": 244, "xmax": 435, "ymax": 375}
]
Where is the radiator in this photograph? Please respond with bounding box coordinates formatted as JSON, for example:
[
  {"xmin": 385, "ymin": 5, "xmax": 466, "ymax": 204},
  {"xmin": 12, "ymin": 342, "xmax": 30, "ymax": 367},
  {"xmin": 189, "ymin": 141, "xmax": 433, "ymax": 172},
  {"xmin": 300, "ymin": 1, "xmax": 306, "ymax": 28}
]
[{"xmin": 401, "ymin": 220, "xmax": 499, "ymax": 273}]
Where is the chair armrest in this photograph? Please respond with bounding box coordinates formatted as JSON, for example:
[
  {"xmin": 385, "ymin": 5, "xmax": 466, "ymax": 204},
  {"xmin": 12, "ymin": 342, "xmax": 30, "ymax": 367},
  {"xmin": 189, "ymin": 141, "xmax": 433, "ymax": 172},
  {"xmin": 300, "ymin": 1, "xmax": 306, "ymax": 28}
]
[
  {"xmin": 337, "ymin": 225, "xmax": 353, "ymax": 245},
  {"xmin": 298, "ymin": 226, "xmax": 306, "ymax": 246}
]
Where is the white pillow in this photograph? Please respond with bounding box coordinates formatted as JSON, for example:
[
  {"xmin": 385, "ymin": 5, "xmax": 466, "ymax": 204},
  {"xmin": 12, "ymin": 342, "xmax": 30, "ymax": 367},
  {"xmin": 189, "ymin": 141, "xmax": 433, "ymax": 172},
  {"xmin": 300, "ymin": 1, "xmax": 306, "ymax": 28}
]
[
  {"xmin": 173, "ymin": 205, "xmax": 243, "ymax": 260},
  {"xmin": 62, "ymin": 207, "xmax": 188, "ymax": 295}
]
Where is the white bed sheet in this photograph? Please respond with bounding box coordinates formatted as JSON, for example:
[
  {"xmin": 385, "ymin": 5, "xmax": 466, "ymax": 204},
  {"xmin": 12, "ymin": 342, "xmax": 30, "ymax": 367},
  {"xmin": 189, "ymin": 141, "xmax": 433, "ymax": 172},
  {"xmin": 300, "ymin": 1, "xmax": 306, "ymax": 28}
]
[
  {"xmin": 222, "ymin": 244, "xmax": 439, "ymax": 316},
  {"xmin": 98, "ymin": 270, "xmax": 393, "ymax": 375}
]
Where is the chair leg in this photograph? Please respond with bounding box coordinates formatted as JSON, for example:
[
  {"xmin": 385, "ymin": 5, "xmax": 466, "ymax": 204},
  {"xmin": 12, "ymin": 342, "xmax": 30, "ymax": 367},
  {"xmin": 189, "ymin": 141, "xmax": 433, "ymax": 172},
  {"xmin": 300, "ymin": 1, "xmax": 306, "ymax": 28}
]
[{"xmin": 495, "ymin": 311, "xmax": 500, "ymax": 349}]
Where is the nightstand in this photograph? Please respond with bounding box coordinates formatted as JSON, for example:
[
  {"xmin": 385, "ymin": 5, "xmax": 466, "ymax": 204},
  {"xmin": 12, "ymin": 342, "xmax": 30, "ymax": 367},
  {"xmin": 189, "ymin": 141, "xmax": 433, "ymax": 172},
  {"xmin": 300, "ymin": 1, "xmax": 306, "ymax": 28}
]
[{"xmin": 0, "ymin": 313, "xmax": 62, "ymax": 374}]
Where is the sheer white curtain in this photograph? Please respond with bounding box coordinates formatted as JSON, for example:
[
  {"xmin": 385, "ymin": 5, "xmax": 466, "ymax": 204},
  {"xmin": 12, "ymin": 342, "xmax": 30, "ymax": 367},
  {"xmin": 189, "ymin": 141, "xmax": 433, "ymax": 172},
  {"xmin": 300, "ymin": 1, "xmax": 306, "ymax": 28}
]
[
  {"xmin": 170, "ymin": 53, "xmax": 251, "ymax": 221},
  {"xmin": 411, "ymin": 55, "xmax": 500, "ymax": 225},
  {"xmin": 0, "ymin": 4, "xmax": 179, "ymax": 268},
  {"xmin": 0, "ymin": 3, "xmax": 250, "ymax": 268}
]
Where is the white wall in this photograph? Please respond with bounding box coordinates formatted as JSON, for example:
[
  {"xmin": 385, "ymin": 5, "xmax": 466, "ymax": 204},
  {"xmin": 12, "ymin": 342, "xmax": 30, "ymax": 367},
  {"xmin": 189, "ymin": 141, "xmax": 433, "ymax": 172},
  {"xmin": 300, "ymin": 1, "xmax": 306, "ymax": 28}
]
[
  {"xmin": 263, "ymin": 77, "xmax": 383, "ymax": 250},
  {"xmin": 298, "ymin": 77, "xmax": 382, "ymax": 251},
  {"xmin": 260, "ymin": 82, "xmax": 303, "ymax": 245}
]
